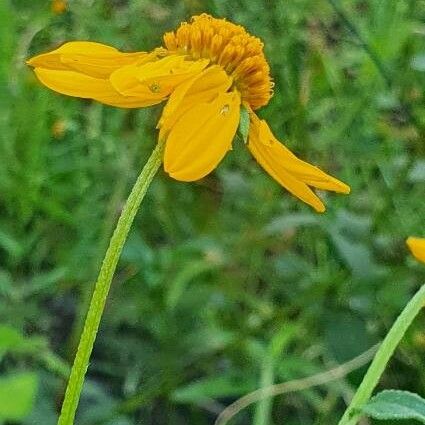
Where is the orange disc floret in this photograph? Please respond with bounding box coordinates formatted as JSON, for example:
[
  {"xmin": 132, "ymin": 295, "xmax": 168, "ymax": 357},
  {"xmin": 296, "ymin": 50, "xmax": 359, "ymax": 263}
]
[{"xmin": 163, "ymin": 14, "xmax": 273, "ymax": 110}]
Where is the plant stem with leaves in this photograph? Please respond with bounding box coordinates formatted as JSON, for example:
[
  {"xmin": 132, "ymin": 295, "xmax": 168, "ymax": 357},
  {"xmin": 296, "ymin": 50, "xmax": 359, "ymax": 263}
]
[{"xmin": 338, "ymin": 284, "xmax": 425, "ymax": 425}]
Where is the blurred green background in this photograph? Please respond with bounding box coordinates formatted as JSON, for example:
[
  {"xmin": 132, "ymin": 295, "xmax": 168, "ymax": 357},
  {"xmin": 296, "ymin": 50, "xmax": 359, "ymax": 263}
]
[{"xmin": 1, "ymin": 0, "xmax": 425, "ymax": 424}]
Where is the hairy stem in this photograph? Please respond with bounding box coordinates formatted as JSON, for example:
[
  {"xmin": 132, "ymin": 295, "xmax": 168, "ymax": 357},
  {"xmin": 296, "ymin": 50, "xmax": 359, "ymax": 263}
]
[
  {"xmin": 57, "ymin": 139, "xmax": 165, "ymax": 425},
  {"xmin": 338, "ymin": 284, "xmax": 425, "ymax": 425}
]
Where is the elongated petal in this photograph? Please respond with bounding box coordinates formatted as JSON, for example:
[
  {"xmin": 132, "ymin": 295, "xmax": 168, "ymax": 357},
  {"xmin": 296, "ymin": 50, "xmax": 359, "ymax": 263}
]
[
  {"xmin": 164, "ymin": 91, "xmax": 241, "ymax": 181},
  {"xmin": 248, "ymin": 113, "xmax": 350, "ymax": 212},
  {"xmin": 268, "ymin": 141, "xmax": 349, "ymax": 193},
  {"xmin": 27, "ymin": 41, "xmax": 150, "ymax": 78},
  {"xmin": 110, "ymin": 55, "xmax": 208, "ymax": 102},
  {"xmin": 34, "ymin": 68, "xmax": 161, "ymax": 108},
  {"xmin": 254, "ymin": 115, "xmax": 350, "ymax": 194},
  {"xmin": 61, "ymin": 52, "xmax": 149, "ymax": 78},
  {"xmin": 109, "ymin": 63, "xmax": 168, "ymax": 101},
  {"xmin": 159, "ymin": 65, "xmax": 233, "ymax": 138},
  {"xmin": 407, "ymin": 237, "xmax": 425, "ymax": 263},
  {"xmin": 27, "ymin": 42, "xmax": 119, "ymax": 70},
  {"xmin": 248, "ymin": 131, "xmax": 326, "ymax": 212},
  {"xmin": 28, "ymin": 42, "xmax": 168, "ymax": 107}
]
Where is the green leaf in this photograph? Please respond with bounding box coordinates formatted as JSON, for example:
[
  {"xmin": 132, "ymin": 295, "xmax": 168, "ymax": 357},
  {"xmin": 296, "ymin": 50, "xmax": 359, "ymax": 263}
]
[
  {"xmin": 172, "ymin": 375, "xmax": 255, "ymax": 403},
  {"xmin": 0, "ymin": 228, "xmax": 22, "ymax": 259},
  {"xmin": 408, "ymin": 160, "xmax": 425, "ymax": 183},
  {"xmin": 238, "ymin": 104, "xmax": 250, "ymax": 144},
  {"xmin": 362, "ymin": 390, "xmax": 425, "ymax": 423},
  {"xmin": 0, "ymin": 372, "xmax": 38, "ymax": 420},
  {"xmin": 166, "ymin": 260, "xmax": 215, "ymax": 309},
  {"xmin": 324, "ymin": 312, "xmax": 375, "ymax": 363},
  {"xmin": 0, "ymin": 325, "xmax": 24, "ymax": 357},
  {"xmin": 411, "ymin": 54, "xmax": 425, "ymax": 71},
  {"xmin": 329, "ymin": 229, "xmax": 381, "ymax": 280},
  {"xmin": 0, "ymin": 325, "xmax": 49, "ymax": 359},
  {"xmin": 263, "ymin": 213, "xmax": 319, "ymax": 235}
]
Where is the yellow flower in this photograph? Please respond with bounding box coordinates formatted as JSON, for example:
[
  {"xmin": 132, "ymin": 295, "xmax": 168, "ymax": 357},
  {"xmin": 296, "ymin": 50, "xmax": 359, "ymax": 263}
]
[
  {"xmin": 51, "ymin": 0, "xmax": 67, "ymax": 14},
  {"xmin": 27, "ymin": 14, "xmax": 350, "ymax": 212},
  {"xmin": 407, "ymin": 237, "xmax": 425, "ymax": 263},
  {"xmin": 52, "ymin": 119, "xmax": 67, "ymax": 138}
]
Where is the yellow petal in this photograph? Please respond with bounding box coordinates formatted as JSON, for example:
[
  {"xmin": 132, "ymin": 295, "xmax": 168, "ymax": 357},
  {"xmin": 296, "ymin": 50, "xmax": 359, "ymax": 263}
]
[
  {"xmin": 60, "ymin": 52, "xmax": 151, "ymax": 78},
  {"xmin": 164, "ymin": 91, "xmax": 241, "ymax": 181},
  {"xmin": 27, "ymin": 41, "xmax": 149, "ymax": 78},
  {"xmin": 110, "ymin": 55, "xmax": 209, "ymax": 101},
  {"xmin": 407, "ymin": 237, "xmax": 425, "ymax": 263},
  {"xmin": 253, "ymin": 115, "xmax": 350, "ymax": 194},
  {"xmin": 27, "ymin": 41, "xmax": 165, "ymax": 107},
  {"xmin": 34, "ymin": 68, "xmax": 160, "ymax": 108},
  {"xmin": 46, "ymin": 41, "xmax": 118, "ymax": 54},
  {"xmin": 248, "ymin": 129, "xmax": 326, "ymax": 212},
  {"xmin": 247, "ymin": 112, "xmax": 350, "ymax": 212},
  {"xmin": 109, "ymin": 63, "xmax": 166, "ymax": 103},
  {"xmin": 159, "ymin": 65, "xmax": 233, "ymax": 138}
]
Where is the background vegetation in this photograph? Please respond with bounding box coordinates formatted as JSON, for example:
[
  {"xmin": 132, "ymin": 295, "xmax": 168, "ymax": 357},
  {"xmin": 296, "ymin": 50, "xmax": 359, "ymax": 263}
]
[{"xmin": 1, "ymin": 0, "xmax": 424, "ymax": 424}]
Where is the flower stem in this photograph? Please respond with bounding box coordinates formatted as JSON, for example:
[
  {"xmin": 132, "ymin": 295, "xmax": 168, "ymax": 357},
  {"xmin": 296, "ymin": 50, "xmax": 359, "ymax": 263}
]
[
  {"xmin": 338, "ymin": 284, "xmax": 425, "ymax": 425},
  {"xmin": 57, "ymin": 139, "xmax": 165, "ymax": 425}
]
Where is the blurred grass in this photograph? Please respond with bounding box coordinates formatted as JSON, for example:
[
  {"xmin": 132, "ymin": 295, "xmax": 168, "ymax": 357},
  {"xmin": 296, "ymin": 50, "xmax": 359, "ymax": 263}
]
[{"xmin": 0, "ymin": 0, "xmax": 424, "ymax": 424}]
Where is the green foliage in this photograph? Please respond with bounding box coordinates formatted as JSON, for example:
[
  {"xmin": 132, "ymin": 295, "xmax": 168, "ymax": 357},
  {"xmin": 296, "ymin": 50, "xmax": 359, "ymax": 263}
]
[
  {"xmin": 0, "ymin": 0, "xmax": 424, "ymax": 424},
  {"xmin": 362, "ymin": 390, "xmax": 425, "ymax": 424},
  {"xmin": 237, "ymin": 104, "xmax": 250, "ymax": 144},
  {"xmin": 0, "ymin": 372, "xmax": 38, "ymax": 421},
  {"xmin": 172, "ymin": 375, "xmax": 255, "ymax": 404}
]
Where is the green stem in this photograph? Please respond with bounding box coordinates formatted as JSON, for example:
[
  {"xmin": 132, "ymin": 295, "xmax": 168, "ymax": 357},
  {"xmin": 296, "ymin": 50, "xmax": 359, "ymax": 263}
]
[
  {"xmin": 57, "ymin": 139, "xmax": 165, "ymax": 425},
  {"xmin": 338, "ymin": 284, "xmax": 425, "ymax": 425}
]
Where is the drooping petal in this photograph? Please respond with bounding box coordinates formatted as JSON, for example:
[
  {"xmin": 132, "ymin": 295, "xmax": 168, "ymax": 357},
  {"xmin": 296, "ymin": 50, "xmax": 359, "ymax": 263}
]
[
  {"xmin": 60, "ymin": 52, "xmax": 151, "ymax": 78},
  {"xmin": 249, "ymin": 131, "xmax": 326, "ymax": 212},
  {"xmin": 407, "ymin": 237, "xmax": 425, "ymax": 263},
  {"xmin": 27, "ymin": 41, "xmax": 172, "ymax": 108},
  {"xmin": 247, "ymin": 112, "xmax": 350, "ymax": 212},
  {"xmin": 255, "ymin": 116, "xmax": 350, "ymax": 194},
  {"xmin": 27, "ymin": 41, "xmax": 150, "ymax": 78},
  {"xmin": 159, "ymin": 65, "xmax": 233, "ymax": 138},
  {"xmin": 27, "ymin": 42, "xmax": 171, "ymax": 107},
  {"xmin": 34, "ymin": 68, "xmax": 161, "ymax": 108},
  {"xmin": 110, "ymin": 55, "xmax": 209, "ymax": 103},
  {"xmin": 164, "ymin": 90, "xmax": 241, "ymax": 181}
]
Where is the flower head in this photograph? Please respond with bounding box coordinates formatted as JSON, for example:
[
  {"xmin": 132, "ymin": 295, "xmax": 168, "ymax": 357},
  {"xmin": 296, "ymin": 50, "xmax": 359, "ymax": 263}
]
[
  {"xmin": 27, "ymin": 14, "xmax": 350, "ymax": 212},
  {"xmin": 163, "ymin": 14, "xmax": 273, "ymax": 110},
  {"xmin": 407, "ymin": 237, "xmax": 425, "ymax": 263}
]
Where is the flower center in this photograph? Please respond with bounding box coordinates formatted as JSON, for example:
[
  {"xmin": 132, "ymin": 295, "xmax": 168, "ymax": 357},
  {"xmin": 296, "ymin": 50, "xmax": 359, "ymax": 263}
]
[{"xmin": 163, "ymin": 14, "xmax": 273, "ymax": 110}]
